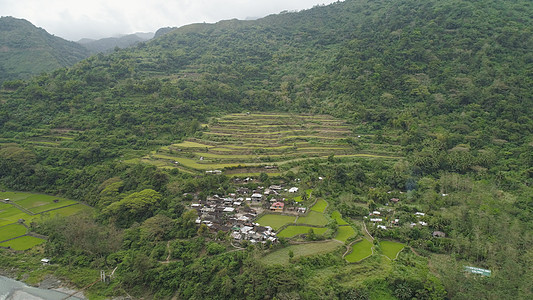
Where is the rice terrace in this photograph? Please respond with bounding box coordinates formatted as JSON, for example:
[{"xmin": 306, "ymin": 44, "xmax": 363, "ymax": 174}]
[
  {"xmin": 0, "ymin": 191, "xmax": 90, "ymax": 250},
  {"xmin": 136, "ymin": 113, "xmax": 401, "ymax": 175},
  {"xmin": 258, "ymin": 199, "xmax": 360, "ymax": 263}
]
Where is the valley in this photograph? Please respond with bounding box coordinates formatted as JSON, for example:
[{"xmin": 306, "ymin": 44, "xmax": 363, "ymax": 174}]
[{"xmin": 0, "ymin": 0, "xmax": 531, "ymax": 299}]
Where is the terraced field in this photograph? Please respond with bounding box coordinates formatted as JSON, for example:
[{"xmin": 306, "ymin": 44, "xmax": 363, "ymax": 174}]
[
  {"xmin": 345, "ymin": 239, "xmax": 374, "ymax": 263},
  {"xmin": 137, "ymin": 113, "xmax": 401, "ymax": 175},
  {"xmin": 261, "ymin": 240, "xmax": 342, "ymax": 265},
  {"xmin": 335, "ymin": 226, "xmax": 356, "ymax": 243},
  {"xmin": 277, "ymin": 226, "xmax": 329, "ymax": 238},
  {"xmin": 380, "ymin": 241, "xmax": 406, "ymax": 260},
  {"xmin": 0, "ymin": 128, "xmax": 86, "ymax": 152}
]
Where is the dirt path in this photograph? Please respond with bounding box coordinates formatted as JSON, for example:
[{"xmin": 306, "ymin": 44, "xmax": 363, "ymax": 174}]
[
  {"xmin": 362, "ymin": 221, "xmax": 373, "ymax": 241},
  {"xmin": 165, "ymin": 241, "xmax": 171, "ymax": 262},
  {"xmin": 9, "ymin": 202, "xmax": 34, "ymax": 215}
]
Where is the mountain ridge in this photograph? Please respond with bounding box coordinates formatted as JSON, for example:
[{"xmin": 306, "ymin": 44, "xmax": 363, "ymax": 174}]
[
  {"xmin": 77, "ymin": 32, "xmax": 155, "ymax": 54},
  {"xmin": 0, "ymin": 16, "xmax": 90, "ymax": 83}
]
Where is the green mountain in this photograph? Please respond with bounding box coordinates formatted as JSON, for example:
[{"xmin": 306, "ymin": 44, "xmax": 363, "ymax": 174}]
[
  {"xmin": 77, "ymin": 32, "xmax": 155, "ymax": 54},
  {"xmin": 0, "ymin": 0, "xmax": 531, "ymax": 299},
  {"xmin": 0, "ymin": 16, "xmax": 89, "ymax": 83},
  {"xmin": 2, "ymin": 0, "xmax": 530, "ymax": 156}
]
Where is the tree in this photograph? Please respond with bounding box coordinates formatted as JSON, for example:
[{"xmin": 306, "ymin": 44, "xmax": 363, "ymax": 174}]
[
  {"xmin": 197, "ymin": 223, "xmax": 210, "ymax": 237},
  {"xmin": 140, "ymin": 214, "xmax": 175, "ymax": 241},
  {"xmin": 288, "ymin": 250, "xmax": 294, "ymax": 261},
  {"xmin": 259, "ymin": 172, "xmax": 269, "ymax": 183},
  {"xmin": 103, "ymin": 189, "xmax": 162, "ymax": 227}
]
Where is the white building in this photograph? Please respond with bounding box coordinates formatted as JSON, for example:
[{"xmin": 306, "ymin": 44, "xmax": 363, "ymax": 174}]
[{"xmin": 288, "ymin": 187, "xmax": 299, "ymax": 193}]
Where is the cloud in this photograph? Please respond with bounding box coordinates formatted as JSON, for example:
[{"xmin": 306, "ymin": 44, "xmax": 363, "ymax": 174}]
[{"xmin": 0, "ymin": 0, "xmax": 339, "ymax": 40}]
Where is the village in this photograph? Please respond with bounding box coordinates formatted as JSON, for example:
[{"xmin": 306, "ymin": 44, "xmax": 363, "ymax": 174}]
[
  {"xmin": 363, "ymin": 192, "xmax": 448, "ymax": 239},
  {"xmin": 190, "ymin": 181, "xmax": 307, "ymax": 245}
]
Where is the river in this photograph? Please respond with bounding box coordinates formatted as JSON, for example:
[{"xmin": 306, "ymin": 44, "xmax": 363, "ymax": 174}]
[{"xmin": 0, "ymin": 276, "xmax": 83, "ymax": 300}]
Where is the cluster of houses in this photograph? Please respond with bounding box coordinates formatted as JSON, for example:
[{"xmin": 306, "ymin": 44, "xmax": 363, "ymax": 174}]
[
  {"xmin": 230, "ymin": 224, "xmax": 277, "ymax": 244},
  {"xmin": 366, "ymin": 208, "xmax": 431, "ymax": 231},
  {"xmin": 191, "ymin": 194, "xmax": 257, "ymax": 233},
  {"xmin": 191, "ymin": 193, "xmax": 277, "ymax": 244},
  {"xmin": 190, "ymin": 184, "xmax": 302, "ymax": 244},
  {"xmin": 364, "ymin": 194, "xmax": 449, "ymax": 238}
]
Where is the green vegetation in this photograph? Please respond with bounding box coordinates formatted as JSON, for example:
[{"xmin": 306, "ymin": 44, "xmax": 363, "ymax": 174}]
[
  {"xmin": 0, "ymin": 224, "xmax": 27, "ymax": 241},
  {"xmin": 0, "ymin": 192, "xmax": 88, "ymax": 251},
  {"xmin": 14, "ymin": 194, "xmax": 77, "ymax": 214},
  {"xmin": 296, "ymin": 211, "xmax": 329, "ymax": 227},
  {"xmin": 0, "ymin": 17, "xmax": 89, "ymax": 83},
  {"xmin": 380, "ymin": 241, "xmax": 405, "ymax": 260},
  {"xmin": 335, "ymin": 226, "xmax": 356, "ymax": 243},
  {"xmin": 141, "ymin": 113, "xmax": 396, "ymax": 174},
  {"xmin": 0, "ymin": 206, "xmax": 36, "ymax": 227},
  {"xmin": 261, "ymin": 240, "xmax": 342, "ymax": 265},
  {"xmin": 173, "ymin": 141, "xmax": 215, "ymax": 148},
  {"xmin": 345, "ymin": 239, "xmax": 373, "ymax": 263},
  {"xmin": 311, "ymin": 199, "xmax": 328, "ymax": 213},
  {"xmin": 47, "ymin": 204, "xmax": 89, "ymax": 216},
  {"xmin": 277, "ymin": 226, "xmax": 328, "ymax": 238},
  {"xmin": 331, "ymin": 211, "xmax": 349, "ymax": 225},
  {"xmin": 0, "ymin": 0, "xmax": 530, "ymax": 298},
  {"xmin": 0, "ymin": 235, "xmax": 45, "ymax": 250},
  {"xmin": 256, "ymin": 214, "xmax": 296, "ymax": 230}
]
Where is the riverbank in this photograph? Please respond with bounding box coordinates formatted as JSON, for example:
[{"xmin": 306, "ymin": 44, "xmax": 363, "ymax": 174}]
[{"xmin": 0, "ymin": 275, "xmax": 86, "ymax": 300}]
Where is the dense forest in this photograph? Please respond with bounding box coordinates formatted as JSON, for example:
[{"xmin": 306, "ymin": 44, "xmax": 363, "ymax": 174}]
[{"xmin": 0, "ymin": 0, "xmax": 531, "ymax": 299}]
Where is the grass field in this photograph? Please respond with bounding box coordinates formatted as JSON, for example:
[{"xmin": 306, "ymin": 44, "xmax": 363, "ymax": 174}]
[
  {"xmin": 345, "ymin": 239, "xmax": 373, "ymax": 263},
  {"xmin": 15, "ymin": 194, "xmax": 78, "ymax": 214},
  {"xmin": 256, "ymin": 214, "xmax": 296, "ymax": 230},
  {"xmin": 0, "ymin": 235, "xmax": 45, "ymax": 250},
  {"xmin": 296, "ymin": 211, "xmax": 329, "ymax": 226},
  {"xmin": 331, "ymin": 211, "xmax": 349, "ymax": 225},
  {"xmin": 380, "ymin": 241, "xmax": 405, "ymax": 260},
  {"xmin": 335, "ymin": 226, "xmax": 356, "ymax": 243},
  {"xmin": 261, "ymin": 240, "xmax": 342, "ymax": 265},
  {"xmin": 0, "ymin": 192, "xmax": 91, "ymax": 251},
  {"xmin": 0, "ymin": 192, "xmax": 33, "ymax": 201},
  {"xmin": 277, "ymin": 226, "xmax": 328, "ymax": 238},
  {"xmin": 0, "ymin": 205, "xmax": 35, "ymax": 227},
  {"xmin": 311, "ymin": 199, "xmax": 328, "ymax": 213},
  {"xmin": 42, "ymin": 204, "xmax": 89, "ymax": 217},
  {"xmin": 0, "ymin": 224, "xmax": 27, "ymax": 241}
]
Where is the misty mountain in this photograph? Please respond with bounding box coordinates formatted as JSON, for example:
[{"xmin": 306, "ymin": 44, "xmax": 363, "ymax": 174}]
[
  {"xmin": 153, "ymin": 27, "xmax": 177, "ymax": 38},
  {"xmin": 77, "ymin": 32, "xmax": 155, "ymax": 54},
  {"xmin": 0, "ymin": 16, "xmax": 89, "ymax": 83}
]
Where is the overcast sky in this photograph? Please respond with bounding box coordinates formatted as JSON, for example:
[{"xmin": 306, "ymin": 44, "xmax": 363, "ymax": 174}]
[{"xmin": 1, "ymin": 0, "xmax": 340, "ymax": 41}]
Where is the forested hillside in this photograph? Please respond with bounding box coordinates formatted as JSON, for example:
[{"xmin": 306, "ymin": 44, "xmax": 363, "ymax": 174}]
[
  {"xmin": 0, "ymin": 17, "xmax": 90, "ymax": 83},
  {"xmin": 0, "ymin": 0, "xmax": 531, "ymax": 299}
]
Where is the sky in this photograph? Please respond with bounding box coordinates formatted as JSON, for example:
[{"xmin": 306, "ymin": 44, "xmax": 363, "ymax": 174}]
[{"xmin": 1, "ymin": 0, "xmax": 339, "ymax": 41}]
